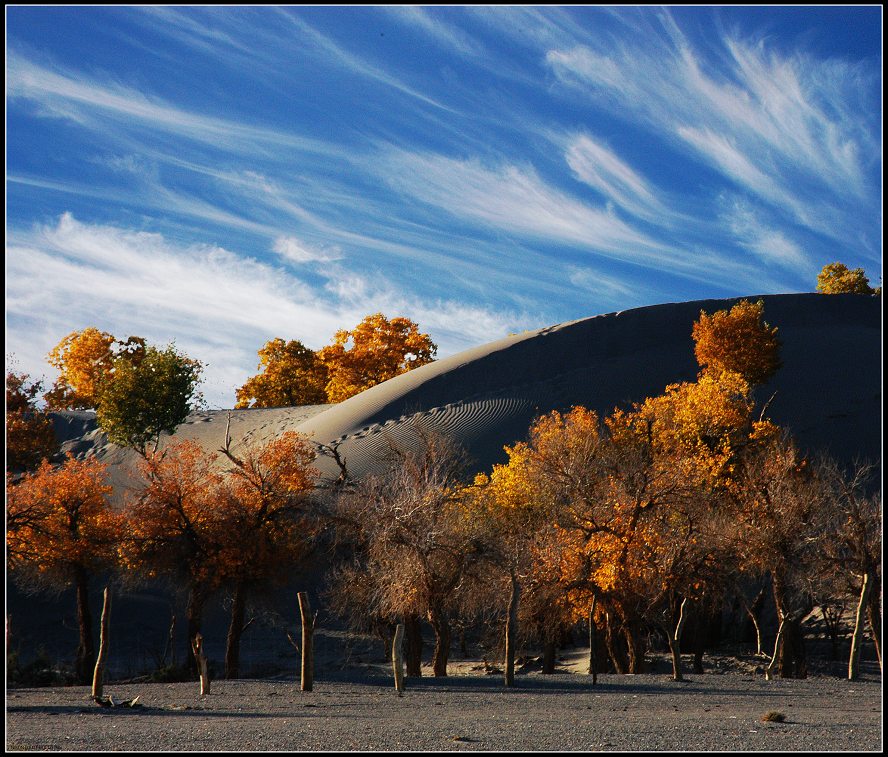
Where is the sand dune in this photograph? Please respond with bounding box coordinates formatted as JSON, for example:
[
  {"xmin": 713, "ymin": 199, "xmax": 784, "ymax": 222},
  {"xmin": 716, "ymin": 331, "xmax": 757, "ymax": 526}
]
[{"xmin": 50, "ymin": 293, "xmax": 881, "ymax": 491}]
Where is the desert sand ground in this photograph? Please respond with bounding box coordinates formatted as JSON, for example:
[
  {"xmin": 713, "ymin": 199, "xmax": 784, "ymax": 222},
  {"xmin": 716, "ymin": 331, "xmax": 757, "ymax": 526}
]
[{"xmin": 6, "ymin": 652, "xmax": 882, "ymax": 752}]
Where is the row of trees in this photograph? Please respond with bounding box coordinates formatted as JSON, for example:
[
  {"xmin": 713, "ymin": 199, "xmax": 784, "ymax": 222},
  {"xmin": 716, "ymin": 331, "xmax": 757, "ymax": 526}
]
[
  {"xmin": 7, "ymin": 431, "xmax": 320, "ymax": 684},
  {"xmin": 234, "ymin": 313, "xmax": 437, "ymax": 407},
  {"xmin": 8, "ymin": 299, "xmax": 880, "ymax": 687}
]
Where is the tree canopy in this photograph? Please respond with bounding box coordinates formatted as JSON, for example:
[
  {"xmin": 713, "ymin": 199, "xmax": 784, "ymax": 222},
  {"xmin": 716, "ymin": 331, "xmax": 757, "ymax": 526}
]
[
  {"xmin": 95, "ymin": 343, "xmax": 203, "ymax": 454},
  {"xmin": 6, "ymin": 370, "xmax": 59, "ymax": 474},
  {"xmin": 44, "ymin": 328, "xmax": 145, "ymax": 410},
  {"xmin": 318, "ymin": 313, "xmax": 437, "ymax": 403},
  {"xmin": 234, "ymin": 338, "xmax": 328, "ymax": 409},
  {"xmin": 816, "ymin": 262, "xmax": 876, "ymax": 295},
  {"xmin": 692, "ymin": 299, "xmax": 781, "ymax": 386}
]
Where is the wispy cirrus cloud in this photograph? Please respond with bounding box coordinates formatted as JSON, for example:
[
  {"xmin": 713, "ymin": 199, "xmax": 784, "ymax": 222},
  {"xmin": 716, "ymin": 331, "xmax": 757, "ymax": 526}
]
[
  {"xmin": 545, "ymin": 11, "xmax": 880, "ymax": 246},
  {"xmin": 385, "ymin": 6, "xmax": 484, "ymax": 58},
  {"xmin": 563, "ymin": 134, "xmax": 669, "ymax": 223},
  {"xmin": 379, "ymin": 148, "xmax": 769, "ymax": 293},
  {"xmin": 6, "ymin": 52, "xmax": 336, "ymax": 157},
  {"xmin": 273, "ymin": 236, "xmax": 343, "ymax": 265}
]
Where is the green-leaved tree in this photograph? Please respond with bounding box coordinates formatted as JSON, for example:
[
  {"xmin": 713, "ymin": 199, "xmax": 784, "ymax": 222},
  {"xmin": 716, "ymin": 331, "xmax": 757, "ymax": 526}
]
[{"xmin": 95, "ymin": 343, "xmax": 203, "ymax": 454}]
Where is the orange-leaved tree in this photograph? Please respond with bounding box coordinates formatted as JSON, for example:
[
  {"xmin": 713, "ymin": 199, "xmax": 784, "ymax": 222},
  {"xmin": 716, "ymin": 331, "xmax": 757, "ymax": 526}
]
[
  {"xmin": 816, "ymin": 262, "xmax": 876, "ymax": 295},
  {"xmin": 6, "ymin": 455, "xmax": 118, "ymax": 683},
  {"xmin": 692, "ymin": 299, "xmax": 780, "ymax": 386},
  {"xmin": 215, "ymin": 431, "xmax": 320, "ymax": 678},
  {"xmin": 235, "ymin": 338, "xmax": 328, "ymax": 408},
  {"xmin": 467, "ymin": 437, "xmax": 578, "ymax": 684},
  {"xmin": 119, "ymin": 440, "xmax": 226, "ymax": 672},
  {"xmin": 317, "ymin": 313, "xmax": 437, "ymax": 403},
  {"xmin": 6, "ymin": 370, "xmax": 59, "ymax": 474},
  {"xmin": 44, "ymin": 328, "xmax": 146, "ymax": 410}
]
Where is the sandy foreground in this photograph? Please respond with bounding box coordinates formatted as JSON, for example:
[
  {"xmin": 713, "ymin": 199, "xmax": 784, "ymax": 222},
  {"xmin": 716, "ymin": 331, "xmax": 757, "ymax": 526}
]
[{"xmin": 6, "ymin": 655, "xmax": 882, "ymax": 752}]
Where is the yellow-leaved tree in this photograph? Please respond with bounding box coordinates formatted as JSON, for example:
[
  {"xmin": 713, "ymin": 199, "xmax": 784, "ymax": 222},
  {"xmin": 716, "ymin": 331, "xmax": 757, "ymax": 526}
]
[
  {"xmin": 317, "ymin": 313, "xmax": 437, "ymax": 403},
  {"xmin": 692, "ymin": 299, "xmax": 780, "ymax": 386},
  {"xmin": 44, "ymin": 328, "xmax": 145, "ymax": 410},
  {"xmin": 816, "ymin": 262, "xmax": 876, "ymax": 295},
  {"xmin": 235, "ymin": 339, "xmax": 328, "ymax": 408}
]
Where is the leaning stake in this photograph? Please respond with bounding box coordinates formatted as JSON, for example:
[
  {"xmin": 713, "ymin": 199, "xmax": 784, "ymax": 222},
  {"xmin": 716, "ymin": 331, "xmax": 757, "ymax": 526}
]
[{"xmin": 191, "ymin": 633, "xmax": 209, "ymax": 696}]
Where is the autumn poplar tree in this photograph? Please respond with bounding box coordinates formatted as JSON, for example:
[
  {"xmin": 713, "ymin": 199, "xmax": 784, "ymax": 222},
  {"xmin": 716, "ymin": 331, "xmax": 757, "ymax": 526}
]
[
  {"xmin": 692, "ymin": 299, "xmax": 781, "ymax": 386},
  {"xmin": 816, "ymin": 262, "xmax": 876, "ymax": 295},
  {"xmin": 119, "ymin": 441, "xmax": 226, "ymax": 671},
  {"xmin": 235, "ymin": 338, "xmax": 328, "ymax": 408},
  {"xmin": 318, "ymin": 314, "xmax": 437, "ymax": 402},
  {"xmin": 330, "ymin": 432, "xmax": 480, "ymax": 677},
  {"xmin": 730, "ymin": 433, "xmax": 829, "ymax": 679},
  {"xmin": 215, "ymin": 431, "xmax": 320, "ymax": 678},
  {"xmin": 44, "ymin": 328, "xmax": 145, "ymax": 410},
  {"xmin": 6, "ymin": 455, "xmax": 118, "ymax": 683},
  {"xmin": 96, "ymin": 343, "xmax": 203, "ymax": 454},
  {"xmin": 6, "ymin": 370, "xmax": 59, "ymax": 474}
]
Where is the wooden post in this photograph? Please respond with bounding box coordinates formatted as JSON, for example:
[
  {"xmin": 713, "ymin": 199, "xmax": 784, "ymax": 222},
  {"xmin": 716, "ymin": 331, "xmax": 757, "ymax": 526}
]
[
  {"xmin": 849, "ymin": 572, "xmax": 873, "ymax": 681},
  {"xmin": 392, "ymin": 623, "xmax": 405, "ymax": 696},
  {"xmin": 92, "ymin": 588, "xmax": 111, "ymax": 700},
  {"xmin": 191, "ymin": 633, "xmax": 209, "ymax": 696},
  {"xmin": 298, "ymin": 592, "xmax": 315, "ymax": 692}
]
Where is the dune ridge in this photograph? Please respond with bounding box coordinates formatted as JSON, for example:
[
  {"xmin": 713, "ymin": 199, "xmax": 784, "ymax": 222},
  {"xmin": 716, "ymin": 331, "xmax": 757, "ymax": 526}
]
[{"xmin": 49, "ymin": 293, "xmax": 881, "ymax": 492}]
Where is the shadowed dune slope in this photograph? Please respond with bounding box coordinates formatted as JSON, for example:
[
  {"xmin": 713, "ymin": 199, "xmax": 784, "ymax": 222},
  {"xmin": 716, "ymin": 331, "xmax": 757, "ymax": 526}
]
[
  {"xmin": 49, "ymin": 293, "xmax": 880, "ymax": 490},
  {"xmin": 295, "ymin": 292, "xmax": 881, "ymax": 480}
]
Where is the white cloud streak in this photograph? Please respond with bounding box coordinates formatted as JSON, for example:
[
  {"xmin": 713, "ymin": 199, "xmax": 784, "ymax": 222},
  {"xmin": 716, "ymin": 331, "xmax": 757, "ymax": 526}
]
[{"xmin": 6, "ymin": 214, "xmax": 532, "ymax": 408}]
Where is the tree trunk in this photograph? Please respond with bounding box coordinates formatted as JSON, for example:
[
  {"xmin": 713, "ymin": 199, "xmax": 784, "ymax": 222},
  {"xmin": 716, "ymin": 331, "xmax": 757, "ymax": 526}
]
[
  {"xmin": 605, "ymin": 611, "xmax": 627, "ymax": 674},
  {"xmin": 92, "ymin": 588, "xmax": 111, "ymax": 700},
  {"xmin": 224, "ymin": 582, "xmax": 246, "ymax": 679},
  {"xmin": 428, "ymin": 606, "xmax": 451, "ymax": 677},
  {"xmin": 504, "ymin": 572, "xmax": 520, "ymax": 687},
  {"xmin": 191, "ymin": 632, "xmax": 209, "ymax": 695},
  {"xmin": 588, "ymin": 598, "xmax": 598, "ymax": 685},
  {"xmin": 849, "ymin": 571, "xmax": 874, "ymax": 680},
  {"xmin": 764, "ymin": 619, "xmax": 785, "ymax": 681},
  {"xmin": 73, "ymin": 565, "xmax": 95, "ymax": 685},
  {"xmin": 772, "ymin": 573, "xmax": 806, "ymax": 679},
  {"xmin": 185, "ymin": 587, "xmax": 205, "ymax": 676},
  {"xmin": 666, "ymin": 597, "xmax": 689, "ymax": 682},
  {"xmin": 541, "ymin": 640, "xmax": 557, "ymax": 674},
  {"xmin": 622, "ymin": 620, "xmax": 646, "ymax": 674},
  {"xmin": 298, "ymin": 592, "xmax": 315, "ymax": 691},
  {"xmin": 404, "ymin": 614, "xmax": 423, "ymax": 677},
  {"xmin": 865, "ymin": 573, "xmax": 882, "ymax": 673}
]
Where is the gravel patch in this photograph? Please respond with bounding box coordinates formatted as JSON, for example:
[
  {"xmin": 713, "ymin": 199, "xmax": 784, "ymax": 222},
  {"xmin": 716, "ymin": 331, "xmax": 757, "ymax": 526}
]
[{"xmin": 6, "ymin": 670, "xmax": 882, "ymax": 752}]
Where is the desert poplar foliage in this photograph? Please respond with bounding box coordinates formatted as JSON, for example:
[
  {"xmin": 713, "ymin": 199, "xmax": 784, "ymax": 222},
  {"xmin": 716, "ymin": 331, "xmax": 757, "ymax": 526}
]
[
  {"xmin": 6, "ymin": 371, "xmax": 59, "ymax": 473},
  {"xmin": 318, "ymin": 313, "xmax": 437, "ymax": 403},
  {"xmin": 95, "ymin": 343, "xmax": 203, "ymax": 454},
  {"xmin": 692, "ymin": 299, "xmax": 780, "ymax": 386},
  {"xmin": 235, "ymin": 338, "xmax": 328, "ymax": 408},
  {"xmin": 816, "ymin": 262, "xmax": 875, "ymax": 295},
  {"xmin": 6, "ymin": 455, "xmax": 118, "ymax": 683},
  {"xmin": 44, "ymin": 328, "xmax": 145, "ymax": 410}
]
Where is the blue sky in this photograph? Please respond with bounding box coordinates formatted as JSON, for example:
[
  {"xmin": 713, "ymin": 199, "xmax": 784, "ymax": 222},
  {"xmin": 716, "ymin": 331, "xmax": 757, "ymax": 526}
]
[{"xmin": 6, "ymin": 6, "xmax": 883, "ymax": 409}]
